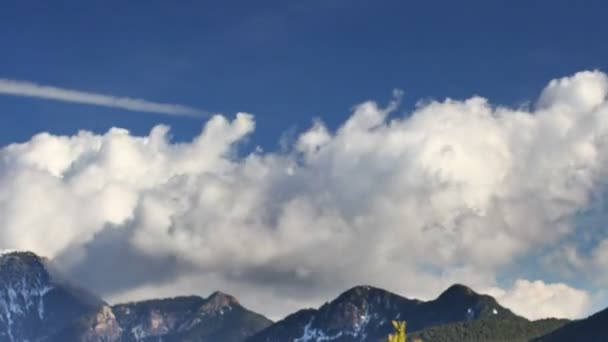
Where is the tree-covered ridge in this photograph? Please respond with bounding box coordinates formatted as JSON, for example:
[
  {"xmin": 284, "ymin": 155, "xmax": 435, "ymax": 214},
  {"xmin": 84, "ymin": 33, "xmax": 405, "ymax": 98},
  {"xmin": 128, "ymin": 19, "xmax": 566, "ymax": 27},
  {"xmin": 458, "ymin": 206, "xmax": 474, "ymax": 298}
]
[
  {"xmin": 247, "ymin": 284, "xmax": 518, "ymax": 342},
  {"xmin": 409, "ymin": 316, "xmax": 568, "ymax": 342},
  {"xmin": 533, "ymin": 307, "xmax": 608, "ymax": 342}
]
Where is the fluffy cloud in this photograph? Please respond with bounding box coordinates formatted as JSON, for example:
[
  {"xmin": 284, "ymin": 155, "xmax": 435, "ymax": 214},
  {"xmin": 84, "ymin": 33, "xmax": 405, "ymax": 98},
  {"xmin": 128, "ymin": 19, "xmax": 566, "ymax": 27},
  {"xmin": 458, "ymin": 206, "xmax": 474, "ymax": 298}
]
[
  {"xmin": 486, "ymin": 280, "xmax": 592, "ymax": 320},
  {"xmin": 1, "ymin": 71, "xmax": 607, "ymax": 319}
]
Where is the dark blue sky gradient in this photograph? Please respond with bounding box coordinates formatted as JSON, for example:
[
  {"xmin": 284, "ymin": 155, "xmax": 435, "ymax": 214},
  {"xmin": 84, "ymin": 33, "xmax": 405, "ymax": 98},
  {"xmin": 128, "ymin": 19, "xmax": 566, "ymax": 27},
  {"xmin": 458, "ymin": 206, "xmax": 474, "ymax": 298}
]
[{"xmin": 1, "ymin": 0, "xmax": 607, "ymax": 148}]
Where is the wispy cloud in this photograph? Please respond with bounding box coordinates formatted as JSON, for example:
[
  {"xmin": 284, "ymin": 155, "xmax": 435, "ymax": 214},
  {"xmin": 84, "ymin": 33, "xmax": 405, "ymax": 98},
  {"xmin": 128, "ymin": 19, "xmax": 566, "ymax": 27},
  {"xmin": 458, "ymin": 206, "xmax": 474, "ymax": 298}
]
[{"xmin": 0, "ymin": 78, "xmax": 205, "ymax": 117}]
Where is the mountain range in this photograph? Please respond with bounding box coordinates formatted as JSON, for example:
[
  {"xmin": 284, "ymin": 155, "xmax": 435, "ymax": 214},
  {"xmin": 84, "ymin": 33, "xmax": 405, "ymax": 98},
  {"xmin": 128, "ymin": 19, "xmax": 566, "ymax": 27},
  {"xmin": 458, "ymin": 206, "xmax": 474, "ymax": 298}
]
[{"xmin": 0, "ymin": 251, "xmax": 604, "ymax": 341}]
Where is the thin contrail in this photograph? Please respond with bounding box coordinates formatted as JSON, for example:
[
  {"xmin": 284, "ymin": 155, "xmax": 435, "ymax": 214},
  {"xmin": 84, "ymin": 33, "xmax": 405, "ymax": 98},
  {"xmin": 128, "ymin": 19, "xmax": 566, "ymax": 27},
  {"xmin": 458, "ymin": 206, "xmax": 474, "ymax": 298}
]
[{"xmin": 0, "ymin": 78, "xmax": 206, "ymax": 117}]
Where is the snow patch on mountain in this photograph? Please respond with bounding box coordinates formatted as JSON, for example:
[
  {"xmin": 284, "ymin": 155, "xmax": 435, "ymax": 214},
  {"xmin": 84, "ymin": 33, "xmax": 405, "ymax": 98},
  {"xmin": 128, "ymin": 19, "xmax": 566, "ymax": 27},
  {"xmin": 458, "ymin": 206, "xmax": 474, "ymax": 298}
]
[
  {"xmin": 294, "ymin": 308, "xmax": 372, "ymax": 342},
  {"xmin": 0, "ymin": 277, "xmax": 53, "ymax": 341}
]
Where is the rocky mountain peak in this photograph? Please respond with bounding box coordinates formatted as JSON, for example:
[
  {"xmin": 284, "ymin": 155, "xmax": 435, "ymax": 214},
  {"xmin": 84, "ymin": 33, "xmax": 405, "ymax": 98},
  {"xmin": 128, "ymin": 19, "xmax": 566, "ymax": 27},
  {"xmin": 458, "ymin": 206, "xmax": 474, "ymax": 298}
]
[
  {"xmin": 112, "ymin": 296, "xmax": 206, "ymax": 340},
  {"xmin": 0, "ymin": 250, "xmax": 110, "ymax": 342},
  {"xmin": 321, "ymin": 285, "xmax": 402, "ymax": 332},
  {"xmin": 0, "ymin": 251, "xmax": 50, "ymax": 280},
  {"xmin": 247, "ymin": 284, "xmax": 519, "ymax": 342},
  {"xmin": 112, "ymin": 292, "xmax": 271, "ymax": 341},
  {"xmin": 248, "ymin": 286, "xmax": 422, "ymax": 342},
  {"xmin": 336, "ymin": 285, "xmax": 376, "ymax": 300},
  {"xmin": 430, "ymin": 283, "xmax": 509, "ymax": 322},
  {"xmin": 332, "ymin": 285, "xmax": 405, "ymax": 308},
  {"xmin": 437, "ymin": 284, "xmax": 477, "ymax": 300},
  {"xmin": 199, "ymin": 291, "xmax": 240, "ymax": 316},
  {"xmin": 208, "ymin": 291, "xmax": 239, "ymax": 305},
  {"xmin": 0, "ymin": 251, "xmax": 54, "ymax": 341}
]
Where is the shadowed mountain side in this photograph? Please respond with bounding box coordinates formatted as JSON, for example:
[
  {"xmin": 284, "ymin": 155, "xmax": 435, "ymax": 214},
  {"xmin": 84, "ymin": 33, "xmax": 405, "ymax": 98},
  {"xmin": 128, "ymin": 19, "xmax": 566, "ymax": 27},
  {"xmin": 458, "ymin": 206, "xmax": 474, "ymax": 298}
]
[
  {"xmin": 0, "ymin": 251, "xmax": 118, "ymax": 341},
  {"xmin": 533, "ymin": 307, "xmax": 608, "ymax": 342}
]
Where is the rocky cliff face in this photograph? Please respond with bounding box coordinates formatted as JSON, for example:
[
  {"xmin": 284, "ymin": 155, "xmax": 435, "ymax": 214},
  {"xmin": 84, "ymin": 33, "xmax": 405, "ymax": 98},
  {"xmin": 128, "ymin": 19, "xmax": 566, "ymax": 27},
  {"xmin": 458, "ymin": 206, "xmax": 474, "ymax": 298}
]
[
  {"xmin": 113, "ymin": 295, "xmax": 206, "ymax": 340},
  {"xmin": 113, "ymin": 291, "xmax": 273, "ymax": 342},
  {"xmin": 50, "ymin": 304, "xmax": 123, "ymax": 342}
]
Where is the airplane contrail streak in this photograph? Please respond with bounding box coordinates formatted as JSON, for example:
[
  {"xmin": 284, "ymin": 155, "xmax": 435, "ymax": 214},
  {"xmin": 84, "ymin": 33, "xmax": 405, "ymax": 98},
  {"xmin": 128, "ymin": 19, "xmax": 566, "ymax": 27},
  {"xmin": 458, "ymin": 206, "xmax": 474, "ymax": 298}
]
[{"xmin": 0, "ymin": 78, "xmax": 206, "ymax": 117}]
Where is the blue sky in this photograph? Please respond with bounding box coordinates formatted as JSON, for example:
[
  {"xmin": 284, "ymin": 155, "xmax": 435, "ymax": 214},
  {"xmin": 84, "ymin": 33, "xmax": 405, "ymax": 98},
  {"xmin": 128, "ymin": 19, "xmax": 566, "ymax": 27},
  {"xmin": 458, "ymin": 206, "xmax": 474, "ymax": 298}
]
[
  {"xmin": 2, "ymin": 0, "xmax": 608, "ymax": 320},
  {"xmin": 2, "ymin": 0, "xmax": 606, "ymax": 148}
]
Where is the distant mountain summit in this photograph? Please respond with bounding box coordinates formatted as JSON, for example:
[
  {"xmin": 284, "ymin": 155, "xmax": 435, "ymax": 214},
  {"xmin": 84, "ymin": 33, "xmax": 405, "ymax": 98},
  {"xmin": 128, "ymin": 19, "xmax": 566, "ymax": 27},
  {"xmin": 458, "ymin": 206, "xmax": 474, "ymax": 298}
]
[
  {"xmin": 0, "ymin": 251, "xmax": 272, "ymax": 342},
  {"xmin": 246, "ymin": 284, "xmax": 514, "ymax": 342},
  {"xmin": 0, "ymin": 251, "xmax": 121, "ymax": 341},
  {"xmin": 113, "ymin": 291, "xmax": 272, "ymax": 341},
  {"xmin": 425, "ymin": 283, "xmax": 510, "ymax": 322},
  {"xmin": 1, "ymin": 250, "xmax": 603, "ymax": 341}
]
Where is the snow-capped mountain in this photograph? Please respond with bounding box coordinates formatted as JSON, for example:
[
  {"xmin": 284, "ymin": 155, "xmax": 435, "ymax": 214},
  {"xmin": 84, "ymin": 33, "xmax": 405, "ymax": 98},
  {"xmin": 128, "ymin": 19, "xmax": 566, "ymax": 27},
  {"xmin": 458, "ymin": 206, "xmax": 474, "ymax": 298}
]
[
  {"xmin": 0, "ymin": 251, "xmax": 272, "ymax": 342},
  {"xmin": 1, "ymin": 250, "xmax": 601, "ymax": 341},
  {"xmin": 0, "ymin": 251, "xmax": 121, "ymax": 341},
  {"xmin": 246, "ymin": 284, "xmax": 515, "ymax": 342}
]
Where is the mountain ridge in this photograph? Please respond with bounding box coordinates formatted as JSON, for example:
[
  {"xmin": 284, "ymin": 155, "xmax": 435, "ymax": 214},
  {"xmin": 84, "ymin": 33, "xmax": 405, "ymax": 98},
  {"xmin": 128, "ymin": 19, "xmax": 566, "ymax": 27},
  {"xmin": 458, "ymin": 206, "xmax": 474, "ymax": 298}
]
[
  {"xmin": 532, "ymin": 307, "xmax": 608, "ymax": 342},
  {"xmin": 0, "ymin": 251, "xmax": 604, "ymax": 341},
  {"xmin": 246, "ymin": 283, "xmax": 517, "ymax": 342},
  {"xmin": 0, "ymin": 251, "xmax": 272, "ymax": 341}
]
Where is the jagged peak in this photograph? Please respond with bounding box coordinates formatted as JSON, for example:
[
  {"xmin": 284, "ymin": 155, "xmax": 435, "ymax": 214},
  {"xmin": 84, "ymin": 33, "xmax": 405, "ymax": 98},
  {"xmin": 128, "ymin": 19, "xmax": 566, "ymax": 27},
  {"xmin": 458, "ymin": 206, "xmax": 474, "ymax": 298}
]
[
  {"xmin": 208, "ymin": 290, "xmax": 239, "ymax": 302},
  {"xmin": 200, "ymin": 291, "xmax": 240, "ymax": 314}
]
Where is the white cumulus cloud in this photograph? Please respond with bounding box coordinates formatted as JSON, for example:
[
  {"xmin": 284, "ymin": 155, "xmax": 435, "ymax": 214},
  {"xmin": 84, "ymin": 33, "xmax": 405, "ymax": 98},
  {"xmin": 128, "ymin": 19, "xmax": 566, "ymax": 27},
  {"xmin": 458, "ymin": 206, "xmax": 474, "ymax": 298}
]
[
  {"xmin": 486, "ymin": 279, "xmax": 592, "ymax": 320},
  {"xmin": 1, "ymin": 71, "xmax": 607, "ymax": 319}
]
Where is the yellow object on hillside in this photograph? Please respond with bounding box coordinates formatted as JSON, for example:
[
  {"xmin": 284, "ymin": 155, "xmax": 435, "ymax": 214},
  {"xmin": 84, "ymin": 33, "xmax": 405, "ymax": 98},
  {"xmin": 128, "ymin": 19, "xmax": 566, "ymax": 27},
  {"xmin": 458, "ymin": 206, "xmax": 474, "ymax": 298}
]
[
  {"xmin": 388, "ymin": 320, "xmax": 423, "ymax": 342},
  {"xmin": 388, "ymin": 321, "xmax": 406, "ymax": 342}
]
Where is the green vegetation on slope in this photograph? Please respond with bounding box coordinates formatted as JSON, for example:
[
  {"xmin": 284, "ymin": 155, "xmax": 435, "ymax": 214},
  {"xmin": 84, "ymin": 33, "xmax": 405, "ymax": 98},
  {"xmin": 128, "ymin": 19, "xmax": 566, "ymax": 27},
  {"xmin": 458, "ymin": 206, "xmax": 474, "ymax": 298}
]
[
  {"xmin": 533, "ymin": 307, "xmax": 608, "ymax": 342},
  {"xmin": 409, "ymin": 316, "xmax": 568, "ymax": 342}
]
